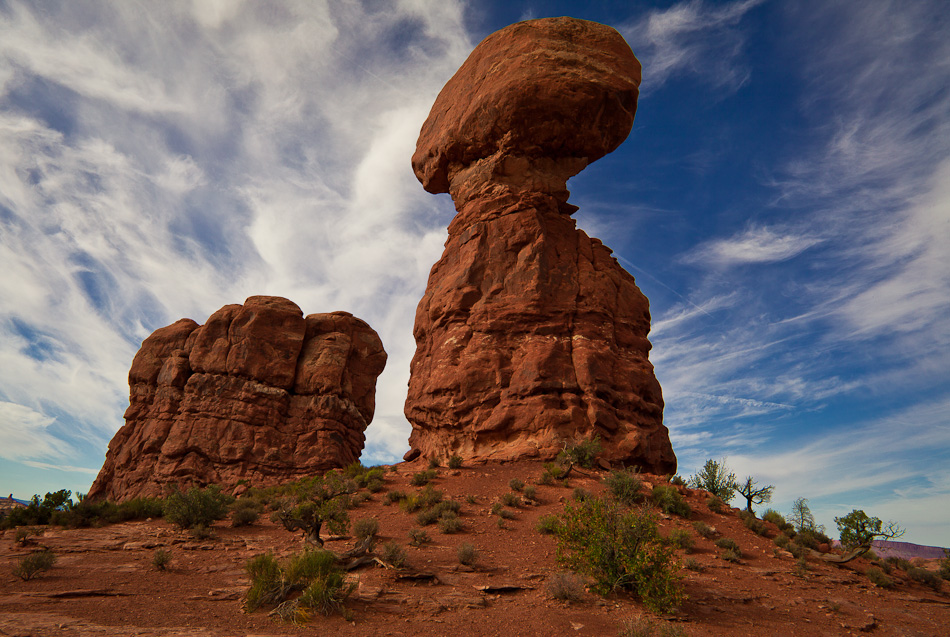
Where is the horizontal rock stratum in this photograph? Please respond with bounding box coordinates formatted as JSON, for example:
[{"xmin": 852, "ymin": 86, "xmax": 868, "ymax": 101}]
[
  {"xmin": 88, "ymin": 296, "xmax": 387, "ymax": 501},
  {"xmin": 404, "ymin": 17, "xmax": 676, "ymax": 473}
]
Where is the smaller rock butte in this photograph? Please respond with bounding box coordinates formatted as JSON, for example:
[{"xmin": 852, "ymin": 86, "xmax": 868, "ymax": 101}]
[
  {"xmin": 405, "ymin": 17, "xmax": 676, "ymax": 473},
  {"xmin": 88, "ymin": 296, "xmax": 387, "ymax": 502}
]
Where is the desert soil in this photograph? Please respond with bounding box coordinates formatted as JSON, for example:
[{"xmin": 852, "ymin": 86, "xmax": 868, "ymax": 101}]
[{"xmin": 1, "ymin": 459, "xmax": 947, "ymax": 636}]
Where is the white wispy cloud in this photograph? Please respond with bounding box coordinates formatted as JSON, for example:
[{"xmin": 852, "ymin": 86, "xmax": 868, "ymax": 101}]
[
  {"xmin": 619, "ymin": 0, "xmax": 764, "ymax": 92},
  {"xmin": 684, "ymin": 226, "xmax": 823, "ymax": 266},
  {"xmin": 0, "ymin": 0, "xmax": 471, "ymax": 483}
]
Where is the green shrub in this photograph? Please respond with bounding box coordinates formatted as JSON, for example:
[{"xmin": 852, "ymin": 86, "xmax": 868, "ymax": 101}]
[
  {"xmin": 787, "ymin": 542, "xmax": 808, "ymax": 559},
  {"xmin": 502, "ymin": 492, "xmax": 522, "ymax": 507},
  {"xmin": 685, "ymin": 557, "xmax": 704, "ymax": 572},
  {"xmin": 408, "ymin": 529, "xmax": 430, "ymax": 547},
  {"xmin": 691, "ymin": 521, "xmax": 715, "ymax": 539},
  {"xmin": 427, "ymin": 456, "xmax": 441, "ymax": 470},
  {"xmin": 666, "ymin": 528, "xmax": 694, "ymax": 552},
  {"xmin": 447, "ymin": 455, "xmax": 463, "ymax": 469},
  {"xmin": 866, "ymin": 566, "xmax": 893, "ymax": 588},
  {"xmin": 381, "ymin": 541, "xmax": 408, "ymax": 568},
  {"xmin": 416, "ymin": 508, "xmax": 440, "ymax": 526},
  {"xmin": 384, "ymin": 490, "xmax": 407, "ymax": 505},
  {"xmin": 231, "ymin": 499, "xmax": 262, "ymax": 527},
  {"xmin": 545, "ymin": 571, "xmax": 586, "ymax": 602},
  {"xmin": 572, "ymin": 488, "xmax": 592, "ymax": 502},
  {"xmin": 558, "ymin": 436, "xmax": 601, "ymax": 468},
  {"xmin": 401, "ymin": 485, "xmax": 443, "ymax": 513},
  {"xmin": 652, "ymin": 485, "xmax": 691, "ymax": 517},
  {"xmin": 604, "ymin": 469, "xmax": 642, "ymax": 506},
  {"xmin": 537, "ymin": 514, "xmax": 561, "ymax": 535},
  {"xmin": 353, "ymin": 517, "xmax": 379, "ymax": 540},
  {"xmin": 410, "ymin": 470, "xmax": 437, "ymax": 487},
  {"xmin": 909, "ymin": 567, "xmax": 942, "ymax": 591},
  {"xmin": 706, "ymin": 496, "xmax": 725, "ymax": 514},
  {"xmin": 714, "ymin": 537, "xmax": 741, "ymax": 556},
  {"xmin": 762, "ymin": 509, "xmax": 792, "ymax": 531},
  {"xmin": 245, "ymin": 549, "xmax": 351, "ymax": 618},
  {"xmin": 13, "ymin": 550, "xmax": 56, "ymax": 580},
  {"xmin": 163, "ymin": 485, "xmax": 233, "ymax": 530},
  {"xmin": 885, "ymin": 556, "xmax": 912, "ymax": 572},
  {"xmin": 438, "ymin": 512, "xmax": 463, "ymax": 534},
  {"xmin": 794, "ymin": 528, "xmax": 829, "ymax": 550},
  {"xmin": 509, "ymin": 478, "xmax": 525, "ymax": 492},
  {"xmin": 457, "ymin": 542, "xmax": 478, "ymax": 566},
  {"xmin": 555, "ymin": 496, "xmax": 683, "ymax": 613},
  {"xmin": 774, "ymin": 533, "xmax": 791, "ymax": 548},
  {"xmin": 721, "ymin": 549, "xmax": 741, "ymax": 563},
  {"xmin": 152, "ymin": 548, "xmax": 172, "ymax": 571},
  {"xmin": 522, "ymin": 485, "xmax": 537, "ymax": 501},
  {"xmin": 670, "ymin": 475, "xmax": 686, "ymax": 486},
  {"xmin": 794, "ymin": 556, "xmax": 809, "ymax": 578},
  {"xmin": 739, "ymin": 510, "xmax": 768, "ymax": 536},
  {"xmin": 940, "ymin": 556, "xmax": 950, "ymax": 581},
  {"xmin": 688, "ymin": 459, "xmax": 737, "ymax": 502}
]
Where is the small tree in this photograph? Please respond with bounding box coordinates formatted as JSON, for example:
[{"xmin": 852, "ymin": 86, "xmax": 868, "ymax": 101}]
[
  {"xmin": 688, "ymin": 459, "xmax": 737, "ymax": 502},
  {"xmin": 789, "ymin": 497, "xmax": 824, "ymax": 533},
  {"xmin": 736, "ymin": 477, "xmax": 774, "ymax": 515},
  {"xmin": 275, "ymin": 472, "xmax": 355, "ymax": 547},
  {"xmin": 836, "ymin": 510, "xmax": 904, "ymax": 554}
]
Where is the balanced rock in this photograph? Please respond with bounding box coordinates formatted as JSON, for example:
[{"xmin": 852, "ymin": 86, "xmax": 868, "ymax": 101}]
[
  {"xmin": 404, "ymin": 17, "xmax": 676, "ymax": 472},
  {"xmin": 88, "ymin": 296, "xmax": 387, "ymax": 501}
]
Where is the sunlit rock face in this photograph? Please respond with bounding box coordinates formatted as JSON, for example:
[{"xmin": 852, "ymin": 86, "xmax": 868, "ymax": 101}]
[
  {"xmin": 88, "ymin": 296, "xmax": 387, "ymax": 501},
  {"xmin": 404, "ymin": 17, "xmax": 676, "ymax": 473}
]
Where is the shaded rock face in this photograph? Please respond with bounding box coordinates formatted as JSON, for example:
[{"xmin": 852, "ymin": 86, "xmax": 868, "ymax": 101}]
[
  {"xmin": 405, "ymin": 17, "xmax": 676, "ymax": 473},
  {"xmin": 88, "ymin": 296, "xmax": 387, "ymax": 501}
]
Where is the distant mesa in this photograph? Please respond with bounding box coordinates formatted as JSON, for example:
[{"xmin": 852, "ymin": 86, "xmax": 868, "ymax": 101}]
[
  {"xmin": 87, "ymin": 296, "xmax": 387, "ymax": 502},
  {"xmin": 404, "ymin": 17, "xmax": 676, "ymax": 473}
]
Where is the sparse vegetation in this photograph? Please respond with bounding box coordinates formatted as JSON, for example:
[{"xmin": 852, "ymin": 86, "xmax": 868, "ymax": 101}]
[
  {"xmin": 685, "ymin": 557, "xmax": 705, "ymax": 572},
  {"xmin": 408, "ymin": 529, "xmax": 430, "ymax": 547},
  {"xmin": 555, "ymin": 496, "xmax": 683, "ymax": 612},
  {"xmin": 572, "ymin": 487, "xmax": 592, "ymax": 502},
  {"xmin": 502, "ymin": 492, "xmax": 522, "ymax": 507},
  {"xmin": 230, "ymin": 498, "xmax": 263, "ymax": 527},
  {"xmin": 557, "ymin": 435, "xmax": 601, "ymax": 468},
  {"xmin": 715, "ymin": 537, "xmax": 741, "ymax": 555},
  {"xmin": 522, "ymin": 485, "xmax": 537, "ymax": 501},
  {"xmin": 739, "ymin": 509, "xmax": 769, "ymax": 536},
  {"xmin": 163, "ymin": 485, "xmax": 233, "ymax": 531},
  {"xmin": 604, "ymin": 468, "xmax": 642, "ymax": 506},
  {"xmin": 537, "ymin": 513, "xmax": 561, "ymax": 535},
  {"xmin": 410, "ymin": 469, "xmax": 438, "ymax": 487},
  {"xmin": 866, "ymin": 565, "xmax": 893, "ymax": 588},
  {"xmin": 13, "ymin": 550, "xmax": 56, "ymax": 580},
  {"xmin": 384, "ymin": 490, "xmax": 407, "ymax": 505},
  {"xmin": 427, "ymin": 456, "xmax": 440, "ymax": 470},
  {"xmin": 721, "ymin": 549, "xmax": 741, "ymax": 563},
  {"xmin": 618, "ymin": 615, "xmax": 687, "ymax": 637},
  {"xmin": 447, "ymin": 455, "xmax": 463, "ymax": 469},
  {"xmin": 794, "ymin": 556, "xmax": 809, "ymax": 578},
  {"xmin": 438, "ymin": 511, "xmax": 463, "ymax": 534},
  {"xmin": 762, "ymin": 509, "xmax": 792, "ymax": 531},
  {"xmin": 908, "ymin": 567, "xmax": 942, "ymax": 591},
  {"xmin": 509, "ymin": 478, "xmax": 525, "ymax": 492},
  {"xmin": 691, "ymin": 521, "xmax": 716, "ymax": 539},
  {"xmin": 457, "ymin": 542, "xmax": 478, "ymax": 566},
  {"xmin": 244, "ymin": 550, "xmax": 354, "ymax": 619},
  {"xmin": 381, "ymin": 541, "xmax": 408, "ymax": 568},
  {"xmin": 689, "ymin": 459, "xmax": 737, "ymax": 502},
  {"xmin": 545, "ymin": 571, "xmax": 586, "ymax": 602},
  {"xmin": 651, "ymin": 485, "xmax": 691, "ymax": 517},
  {"xmin": 666, "ymin": 528, "xmax": 694, "ymax": 552},
  {"xmin": 152, "ymin": 548, "xmax": 172, "ymax": 571},
  {"xmin": 706, "ymin": 496, "xmax": 725, "ymax": 514},
  {"xmin": 352, "ymin": 517, "xmax": 379, "ymax": 540}
]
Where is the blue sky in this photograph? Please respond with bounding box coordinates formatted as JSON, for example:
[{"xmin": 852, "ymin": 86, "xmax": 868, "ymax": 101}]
[{"xmin": 0, "ymin": 1, "xmax": 947, "ymax": 546}]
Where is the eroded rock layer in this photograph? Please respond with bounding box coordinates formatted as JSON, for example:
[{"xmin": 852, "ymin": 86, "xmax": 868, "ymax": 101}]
[
  {"xmin": 404, "ymin": 17, "xmax": 676, "ymax": 472},
  {"xmin": 88, "ymin": 296, "xmax": 387, "ymax": 501}
]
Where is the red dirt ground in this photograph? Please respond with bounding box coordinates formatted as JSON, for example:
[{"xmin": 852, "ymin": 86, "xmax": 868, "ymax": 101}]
[{"xmin": 1, "ymin": 459, "xmax": 947, "ymax": 636}]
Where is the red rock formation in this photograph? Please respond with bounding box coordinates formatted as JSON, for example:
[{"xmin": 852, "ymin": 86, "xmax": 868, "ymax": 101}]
[
  {"xmin": 88, "ymin": 297, "xmax": 387, "ymax": 501},
  {"xmin": 404, "ymin": 17, "xmax": 676, "ymax": 473}
]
